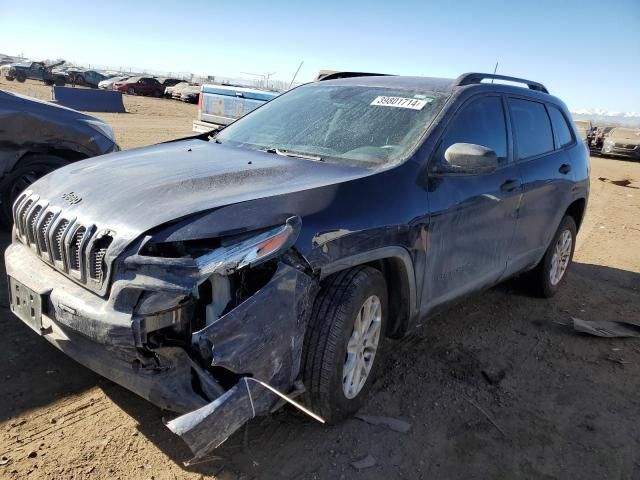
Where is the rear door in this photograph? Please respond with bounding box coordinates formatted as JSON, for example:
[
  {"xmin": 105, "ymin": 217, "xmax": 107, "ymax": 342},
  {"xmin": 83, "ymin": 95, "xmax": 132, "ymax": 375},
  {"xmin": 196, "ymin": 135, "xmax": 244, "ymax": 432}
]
[
  {"xmin": 505, "ymin": 97, "xmax": 576, "ymax": 273},
  {"xmin": 422, "ymin": 94, "xmax": 523, "ymax": 311}
]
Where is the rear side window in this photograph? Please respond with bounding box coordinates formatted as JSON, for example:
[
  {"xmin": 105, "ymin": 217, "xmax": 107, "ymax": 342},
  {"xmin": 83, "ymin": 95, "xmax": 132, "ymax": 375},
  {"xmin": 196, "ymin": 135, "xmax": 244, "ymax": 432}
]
[
  {"xmin": 548, "ymin": 105, "xmax": 574, "ymax": 147},
  {"xmin": 509, "ymin": 98, "xmax": 554, "ymax": 159},
  {"xmin": 437, "ymin": 95, "xmax": 508, "ymax": 163}
]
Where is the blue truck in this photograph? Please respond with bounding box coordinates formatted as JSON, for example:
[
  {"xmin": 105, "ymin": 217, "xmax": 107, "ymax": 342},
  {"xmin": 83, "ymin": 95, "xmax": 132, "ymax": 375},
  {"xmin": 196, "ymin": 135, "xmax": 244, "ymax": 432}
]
[{"xmin": 192, "ymin": 84, "xmax": 279, "ymax": 133}]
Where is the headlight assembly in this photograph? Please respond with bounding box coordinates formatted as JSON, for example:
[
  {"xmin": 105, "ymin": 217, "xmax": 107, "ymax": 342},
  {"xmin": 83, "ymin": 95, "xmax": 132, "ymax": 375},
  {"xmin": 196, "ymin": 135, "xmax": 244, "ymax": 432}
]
[{"xmin": 195, "ymin": 216, "xmax": 301, "ymax": 276}]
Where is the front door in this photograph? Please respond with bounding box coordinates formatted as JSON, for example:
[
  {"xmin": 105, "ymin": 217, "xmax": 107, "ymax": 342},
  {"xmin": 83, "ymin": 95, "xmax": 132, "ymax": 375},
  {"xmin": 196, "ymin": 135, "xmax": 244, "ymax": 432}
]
[{"xmin": 421, "ymin": 94, "xmax": 522, "ymax": 314}]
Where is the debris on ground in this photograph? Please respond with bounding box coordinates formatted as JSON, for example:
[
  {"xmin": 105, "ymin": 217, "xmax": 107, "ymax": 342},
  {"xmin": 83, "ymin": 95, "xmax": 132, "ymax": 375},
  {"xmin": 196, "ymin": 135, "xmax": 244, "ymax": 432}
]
[
  {"xmin": 351, "ymin": 454, "xmax": 376, "ymax": 470},
  {"xmin": 354, "ymin": 414, "xmax": 412, "ymax": 433},
  {"xmin": 463, "ymin": 397, "xmax": 507, "ymax": 438},
  {"xmin": 598, "ymin": 177, "xmax": 640, "ymax": 189},
  {"xmin": 572, "ymin": 317, "xmax": 640, "ymax": 338}
]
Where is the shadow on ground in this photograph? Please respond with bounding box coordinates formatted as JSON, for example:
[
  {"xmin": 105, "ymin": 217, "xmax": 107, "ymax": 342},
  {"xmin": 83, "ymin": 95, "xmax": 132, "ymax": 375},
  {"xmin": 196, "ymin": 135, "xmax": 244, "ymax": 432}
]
[{"xmin": 100, "ymin": 262, "xmax": 639, "ymax": 479}]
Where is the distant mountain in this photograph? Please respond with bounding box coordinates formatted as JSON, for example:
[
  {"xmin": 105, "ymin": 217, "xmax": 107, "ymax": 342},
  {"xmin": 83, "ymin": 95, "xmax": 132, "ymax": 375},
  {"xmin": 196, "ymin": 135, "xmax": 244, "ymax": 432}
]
[{"xmin": 571, "ymin": 110, "xmax": 640, "ymax": 127}]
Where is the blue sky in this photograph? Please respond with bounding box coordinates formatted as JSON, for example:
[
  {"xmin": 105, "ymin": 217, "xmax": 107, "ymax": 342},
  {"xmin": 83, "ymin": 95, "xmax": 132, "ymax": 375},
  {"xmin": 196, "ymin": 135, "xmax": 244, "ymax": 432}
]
[{"xmin": 1, "ymin": 0, "xmax": 638, "ymax": 112}]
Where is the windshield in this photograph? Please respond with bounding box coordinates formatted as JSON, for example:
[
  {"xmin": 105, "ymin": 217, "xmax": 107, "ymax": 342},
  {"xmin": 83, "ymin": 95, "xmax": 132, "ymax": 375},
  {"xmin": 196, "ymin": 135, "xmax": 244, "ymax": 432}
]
[{"xmin": 215, "ymin": 84, "xmax": 446, "ymax": 167}]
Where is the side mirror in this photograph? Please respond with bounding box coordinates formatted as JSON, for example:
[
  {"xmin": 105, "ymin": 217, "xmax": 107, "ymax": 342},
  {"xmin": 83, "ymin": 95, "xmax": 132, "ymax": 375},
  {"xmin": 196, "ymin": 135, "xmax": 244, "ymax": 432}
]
[{"xmin": 436, "ymin": 143, "xmax": 498, "ymax": 175}]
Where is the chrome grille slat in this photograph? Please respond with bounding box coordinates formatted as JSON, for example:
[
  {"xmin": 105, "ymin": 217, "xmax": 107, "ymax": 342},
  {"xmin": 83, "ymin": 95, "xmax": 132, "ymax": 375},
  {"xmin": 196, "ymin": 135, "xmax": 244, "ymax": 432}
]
[
  {"xmin": 12, "ymin": 193, "xmax": 113, "ymax": 292},
  {"xmin": 26, "ymin": 204, "xmax": 44, "ymax": 247}
]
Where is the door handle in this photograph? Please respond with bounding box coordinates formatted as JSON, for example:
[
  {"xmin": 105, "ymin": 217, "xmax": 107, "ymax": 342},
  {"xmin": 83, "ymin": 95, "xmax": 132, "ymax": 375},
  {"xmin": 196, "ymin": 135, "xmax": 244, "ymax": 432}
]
[
  {"xmin": 500, "ymin": 179, "xmax": 521, "ymax": 192},
  {"xmin": 559, "ymin": 164, "xmax": 572, "ymax": 174}
]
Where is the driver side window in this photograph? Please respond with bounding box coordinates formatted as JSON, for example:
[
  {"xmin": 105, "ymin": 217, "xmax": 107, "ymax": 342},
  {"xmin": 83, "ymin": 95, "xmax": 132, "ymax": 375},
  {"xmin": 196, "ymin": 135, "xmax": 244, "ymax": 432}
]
[{"xmin": 437, "ymin": 95, "xmax": 508, "ymax": 164}]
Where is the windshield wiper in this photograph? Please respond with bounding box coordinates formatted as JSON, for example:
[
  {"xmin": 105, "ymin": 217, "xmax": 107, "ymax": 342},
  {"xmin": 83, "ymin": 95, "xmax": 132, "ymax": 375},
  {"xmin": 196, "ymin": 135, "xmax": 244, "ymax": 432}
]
[{"xmin": 261, "ymin": 147, "xmax": 323, "ymax": 162}]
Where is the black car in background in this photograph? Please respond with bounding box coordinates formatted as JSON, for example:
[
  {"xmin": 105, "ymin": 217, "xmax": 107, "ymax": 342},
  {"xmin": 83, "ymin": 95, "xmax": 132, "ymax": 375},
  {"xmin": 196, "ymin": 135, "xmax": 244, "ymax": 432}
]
[
  {"xmin": 5, "ymin": 73, "xmax": 589, "ymax": 462},
  {"xmin": 0, "ymin": 90, "xmax": 119, "ymax": 224}
]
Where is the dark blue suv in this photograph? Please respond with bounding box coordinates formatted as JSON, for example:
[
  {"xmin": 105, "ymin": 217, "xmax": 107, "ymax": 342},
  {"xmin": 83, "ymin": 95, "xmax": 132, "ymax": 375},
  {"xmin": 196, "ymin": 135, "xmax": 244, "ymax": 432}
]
[{"xmin": 6, "ymin": 72, "xmax": 589, "ymax": 461}]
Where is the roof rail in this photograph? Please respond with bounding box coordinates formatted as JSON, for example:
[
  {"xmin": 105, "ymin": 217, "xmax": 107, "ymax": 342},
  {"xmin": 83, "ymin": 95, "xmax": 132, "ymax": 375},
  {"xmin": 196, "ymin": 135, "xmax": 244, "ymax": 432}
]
[
  {"xmin": 316, "ymin": 71, "xmax": 392, "ymax": 81},
  {"xmin": 454, "ymin": 72, "xmax": 549, "ymax": 94}
]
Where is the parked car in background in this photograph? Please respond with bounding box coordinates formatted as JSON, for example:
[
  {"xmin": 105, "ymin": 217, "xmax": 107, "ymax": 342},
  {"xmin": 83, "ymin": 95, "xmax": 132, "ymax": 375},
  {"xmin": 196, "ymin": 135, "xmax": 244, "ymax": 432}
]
[
  {"xmin": 5, "ymin": 73, "xmax": 588, "ymax": 462},
  {"xmin": 0, "ymin": 89, "xmax": 119, "ymax": 224},
  {"xmin": 5, "ymin": 61, "xmax": 66, "ymax": 85},
  {"xmin": 113, "ymin": 76, "xmax": 163, "ymax": 97},
  {"xmin": 193, "ymin": 84, "xmax": 279, "ymax": 132},
  {"xmin": 180, "ymin": 84, "xmax": 201, "ymax": 103},
  {"xmin": 160, "ymin": 78, "xmax": 183, "ymax": 89},
  {"xmin": 171, "ymin": 82, "xmax": 200, "ymax": 100},
  {"xmin": 573, "ymin": 120, "xmax": 592, "ymax": 145},
  {"xmin": 98, "ymin": 75, "xmax": 130, "ymax": 90},
  {"xmin": 601, "ymin": 127, "xmax": 640, "ymax": 159},
  {"xmin": 165, "ymin": 81, "xmax": 186, "ymax": 98},
  {"xmin": 72, "ymin": 70, "xmax": 108, "ymax": 88}
]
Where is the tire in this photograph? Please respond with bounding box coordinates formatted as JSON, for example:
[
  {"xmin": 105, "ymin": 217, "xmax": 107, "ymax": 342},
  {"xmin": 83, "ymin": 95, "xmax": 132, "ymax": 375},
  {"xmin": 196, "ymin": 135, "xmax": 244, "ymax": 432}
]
[
  {"xmin": 15, "ymin": 71, "xmax": 26, "ymax": 82},
  {"xmin": 127, "ymin": 87, "xmax": 135, "ymax": 95},
  {"xmin": 76, "ymin": 75, "xmax": 85, "ymax": 85},
  {"xmin": 0, "ymin": 155, "xmax": 69, "ymax": 226},
  {"xmin": 527, "ymin": 215, "xmax": 577, "ymax": 297},
  {"xmin": 6, "ymin": 76, "xmax": 15, "ymax": 81},
  {"xmin": 302, "ymin": 266, "xmax": 387, "ymax": 423},
  {"xmin": 152, "ymin": 90, "xmax": 162, "ymax": 97}
]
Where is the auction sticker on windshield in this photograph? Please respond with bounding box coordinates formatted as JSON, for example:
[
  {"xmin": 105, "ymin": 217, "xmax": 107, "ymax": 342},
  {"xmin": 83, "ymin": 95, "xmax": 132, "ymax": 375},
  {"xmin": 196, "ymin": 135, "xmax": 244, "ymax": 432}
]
[{"xmin": 370, "ymin": 96, "xmax": 430, "ymax": 110}]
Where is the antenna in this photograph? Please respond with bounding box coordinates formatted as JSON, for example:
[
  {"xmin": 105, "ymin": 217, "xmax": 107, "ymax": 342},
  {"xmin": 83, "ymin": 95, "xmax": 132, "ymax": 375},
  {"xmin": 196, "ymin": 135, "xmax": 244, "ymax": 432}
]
[
  {"xmin": 491, "ymin": 62, "xmax": 499, "ymax": 83},
  {"xmin": 288, "ymin": 61, "xmax": 304, "ymax": 90}
]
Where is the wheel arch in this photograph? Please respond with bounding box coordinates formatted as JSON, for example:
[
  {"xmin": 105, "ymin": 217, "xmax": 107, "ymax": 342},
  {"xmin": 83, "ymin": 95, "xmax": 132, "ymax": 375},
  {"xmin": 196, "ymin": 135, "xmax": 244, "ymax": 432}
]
[
  {"xmin": 319, "ymin": 247, "xmax": 417, "ymax": 339},
  {"xmin": 11, "ymin": 148, "xmax": 88, "ymax": 171},
  {"xmin": 565, "ymin": 197, "xmax": 586, "ymax": 231}
]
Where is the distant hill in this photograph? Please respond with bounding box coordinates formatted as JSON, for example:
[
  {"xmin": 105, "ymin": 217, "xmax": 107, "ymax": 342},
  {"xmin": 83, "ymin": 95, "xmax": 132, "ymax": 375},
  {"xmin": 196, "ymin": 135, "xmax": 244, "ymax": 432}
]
[{"xmin": 571, "ymin": 110, "xmax": 640, "ymax": 128}]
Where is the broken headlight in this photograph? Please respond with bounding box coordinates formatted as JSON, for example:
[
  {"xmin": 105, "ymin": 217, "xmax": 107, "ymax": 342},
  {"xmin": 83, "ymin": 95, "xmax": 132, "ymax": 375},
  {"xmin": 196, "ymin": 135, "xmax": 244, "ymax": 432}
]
[
  {"xmin": 140, "ymin": 216, "xmax": 301, "ymax": 277},
  {"xmin": 194, "ymin": 216, "xmax": 301, "ymax": 277}
]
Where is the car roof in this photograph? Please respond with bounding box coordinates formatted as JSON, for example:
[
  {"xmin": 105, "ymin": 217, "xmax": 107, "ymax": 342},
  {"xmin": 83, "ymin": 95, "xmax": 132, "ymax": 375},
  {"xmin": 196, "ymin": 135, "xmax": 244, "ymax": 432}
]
[
  {"xmin": 313, "ymin": 72, "xmax": 568, "ymax": 108},
  {"xmin": 316, "ymin": 75, "xmax": 456, "ymax": 93}
]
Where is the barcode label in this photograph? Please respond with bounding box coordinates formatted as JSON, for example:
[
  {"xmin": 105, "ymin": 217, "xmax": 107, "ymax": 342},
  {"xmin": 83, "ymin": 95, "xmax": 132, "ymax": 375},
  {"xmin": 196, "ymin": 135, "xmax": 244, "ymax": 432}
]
[{"xmin": 370, "ymin": 96, "xmax": 430, "ymax": 110}]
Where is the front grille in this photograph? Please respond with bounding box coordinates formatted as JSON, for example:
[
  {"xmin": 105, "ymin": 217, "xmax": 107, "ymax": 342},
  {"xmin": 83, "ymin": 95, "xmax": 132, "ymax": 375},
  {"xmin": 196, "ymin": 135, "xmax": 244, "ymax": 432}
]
[{"xmin": 12, "ymin": 192, "xmax": 115, "ymax": 292}]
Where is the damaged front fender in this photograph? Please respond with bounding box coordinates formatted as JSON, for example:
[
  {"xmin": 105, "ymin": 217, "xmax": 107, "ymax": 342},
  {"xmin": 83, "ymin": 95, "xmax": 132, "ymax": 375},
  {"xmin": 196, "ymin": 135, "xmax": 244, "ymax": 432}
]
[{"xmin": 168, "ymin": 258, "xmax": 318, "ymax": 461}]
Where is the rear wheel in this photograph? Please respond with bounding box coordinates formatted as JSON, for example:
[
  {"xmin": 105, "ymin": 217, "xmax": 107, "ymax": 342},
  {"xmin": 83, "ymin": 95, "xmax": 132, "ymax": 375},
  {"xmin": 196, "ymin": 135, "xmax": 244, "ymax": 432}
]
[
  {"xmin": 127, "ymin": 87, "xmax": 135, "ymax": 95},
  {"xmin": 302, "ymin": 266, "xmax": 387, "ymax": 423},
  {"xmin": 527, "ymin": 215, "xmax": 577, "ymax": 297},
  {"xmin": 0, "ymin": 155, "xmax": 70, "ymax": 226}
]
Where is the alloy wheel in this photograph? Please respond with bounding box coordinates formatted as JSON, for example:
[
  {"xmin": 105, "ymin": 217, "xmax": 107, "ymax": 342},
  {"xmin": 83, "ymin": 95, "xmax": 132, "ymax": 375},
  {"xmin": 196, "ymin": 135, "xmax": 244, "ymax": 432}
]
[{"xmin": 342, "ymin": 295, "xmax": 382, "ymax": 399}]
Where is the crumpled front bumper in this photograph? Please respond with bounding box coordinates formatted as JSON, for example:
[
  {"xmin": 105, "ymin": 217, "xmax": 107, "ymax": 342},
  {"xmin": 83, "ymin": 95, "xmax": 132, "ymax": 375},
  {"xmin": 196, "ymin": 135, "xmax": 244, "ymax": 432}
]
[{"xmin": 5, "ymin": 241, "xmax": 317, "ymax": 461}]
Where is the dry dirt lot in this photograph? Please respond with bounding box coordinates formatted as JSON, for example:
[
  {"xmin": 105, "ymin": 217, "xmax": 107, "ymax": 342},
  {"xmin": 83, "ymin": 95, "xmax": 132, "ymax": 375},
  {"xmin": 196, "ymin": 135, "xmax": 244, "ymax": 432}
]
[{"xmin": 0, "ymin": 80, "xmax": 639, "ymax": 480}]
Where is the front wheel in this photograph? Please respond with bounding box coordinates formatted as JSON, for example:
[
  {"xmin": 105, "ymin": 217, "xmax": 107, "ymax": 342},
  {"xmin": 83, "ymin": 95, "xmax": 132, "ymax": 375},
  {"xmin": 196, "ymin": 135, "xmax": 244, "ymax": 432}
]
[
  {"xmin": 302, "ymin": 266, "xmax": 387, "ymax": 423},
  {"xmin": 527, "ymin": 215, "xmax": 577, "ymax": 297},
  {"xmin": 15, "ymin": 71, "xmax": 26, "ymax": 82},
  {"xmin": 127, "ymin": 87, "xmax": 135, "ymax": 95}
]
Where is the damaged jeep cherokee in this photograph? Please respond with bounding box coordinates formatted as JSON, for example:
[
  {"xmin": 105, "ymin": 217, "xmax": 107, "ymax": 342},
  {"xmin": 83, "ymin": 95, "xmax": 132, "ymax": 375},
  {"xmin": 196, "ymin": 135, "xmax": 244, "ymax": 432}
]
[{"xmin": 5, "ymin": 73, "xmax": 589, "ymax": 461}]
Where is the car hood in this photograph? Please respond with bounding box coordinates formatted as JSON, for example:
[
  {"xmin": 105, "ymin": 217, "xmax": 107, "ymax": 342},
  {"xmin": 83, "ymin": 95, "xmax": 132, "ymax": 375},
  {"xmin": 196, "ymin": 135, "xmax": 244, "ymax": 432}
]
[{"xmin": 27, "ymin": 139, "xmax": 373, "ymax": 253}]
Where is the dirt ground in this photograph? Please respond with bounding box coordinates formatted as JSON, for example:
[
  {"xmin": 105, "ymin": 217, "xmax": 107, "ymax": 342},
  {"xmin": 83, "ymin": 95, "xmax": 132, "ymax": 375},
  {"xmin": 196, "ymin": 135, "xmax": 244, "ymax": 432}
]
[{"xmin": 1, "ymin": 80, "xmax": 639, "ymax": 480}]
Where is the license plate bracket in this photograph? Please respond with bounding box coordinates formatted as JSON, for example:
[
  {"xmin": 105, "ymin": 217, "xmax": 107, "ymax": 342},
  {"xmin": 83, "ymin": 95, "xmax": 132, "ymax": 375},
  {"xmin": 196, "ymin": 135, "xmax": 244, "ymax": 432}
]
[{"xmin": 8, "ymin": 277, "xmax": 44, "ymax": 335}]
